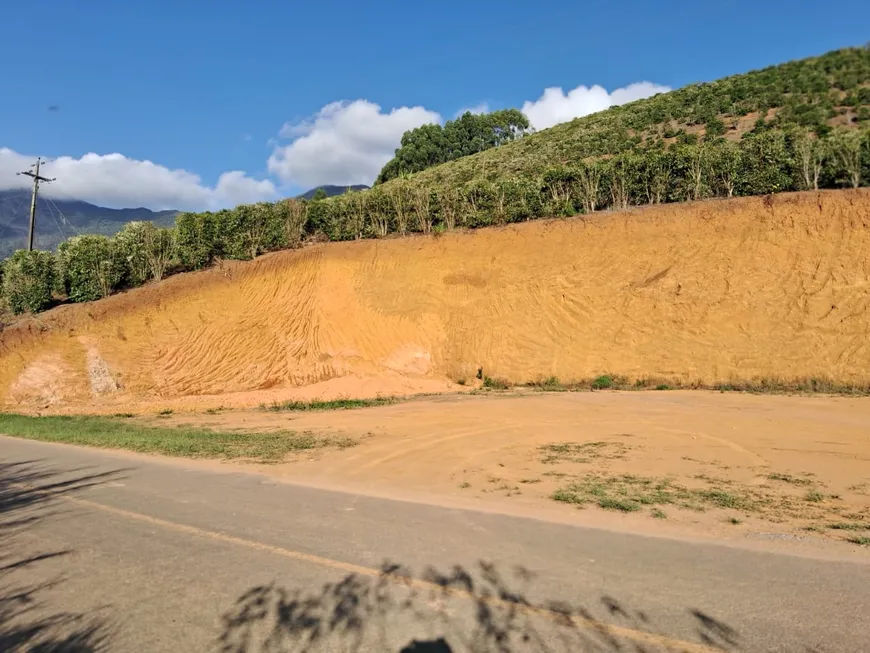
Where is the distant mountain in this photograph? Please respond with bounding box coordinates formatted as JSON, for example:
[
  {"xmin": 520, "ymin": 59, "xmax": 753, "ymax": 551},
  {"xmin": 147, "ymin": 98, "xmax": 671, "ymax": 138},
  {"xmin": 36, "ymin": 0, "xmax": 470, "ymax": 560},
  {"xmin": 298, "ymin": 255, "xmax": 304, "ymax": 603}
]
[
  {"xmin": 297, "ymin": 184, "xmax": 370, "ymax": 200},
  {"xmin": 0, "ymin": 189, "xmax": 178, "ymax": 258},
  {"xmin": 0, "ymin": 183, "xmax": 373, "ymax": 257}
]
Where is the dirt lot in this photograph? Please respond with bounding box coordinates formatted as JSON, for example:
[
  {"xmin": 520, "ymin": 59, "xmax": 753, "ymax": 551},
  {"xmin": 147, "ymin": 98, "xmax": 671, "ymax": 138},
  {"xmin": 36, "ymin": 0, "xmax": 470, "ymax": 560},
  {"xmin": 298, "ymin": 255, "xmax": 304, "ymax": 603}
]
[{"xmin": 153, "ymin": 390, "xmax": 870, "ymax": 549}]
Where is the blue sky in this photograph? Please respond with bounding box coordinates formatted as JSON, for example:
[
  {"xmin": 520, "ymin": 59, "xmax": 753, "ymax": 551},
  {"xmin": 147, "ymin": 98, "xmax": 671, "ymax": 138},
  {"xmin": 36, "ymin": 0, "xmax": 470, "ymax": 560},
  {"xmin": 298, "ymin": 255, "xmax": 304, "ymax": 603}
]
[{"xmin": 1, "ymin": 0, "xmax": 868, "ymax": 209}]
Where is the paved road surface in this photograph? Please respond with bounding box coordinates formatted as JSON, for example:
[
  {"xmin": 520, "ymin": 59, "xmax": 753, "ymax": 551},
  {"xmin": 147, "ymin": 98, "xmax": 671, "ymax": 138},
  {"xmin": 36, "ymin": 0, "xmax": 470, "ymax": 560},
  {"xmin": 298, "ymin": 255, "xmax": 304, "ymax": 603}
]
[{"xmin": 1, "ymin": 436, "xmax": 868, "ymax": 652}]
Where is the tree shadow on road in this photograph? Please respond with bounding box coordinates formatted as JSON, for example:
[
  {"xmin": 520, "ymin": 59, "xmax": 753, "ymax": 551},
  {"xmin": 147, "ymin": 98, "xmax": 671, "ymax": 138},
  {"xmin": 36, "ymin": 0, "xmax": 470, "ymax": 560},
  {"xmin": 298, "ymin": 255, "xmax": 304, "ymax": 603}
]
[
  {"xmin": 217, "ymin": 559, "xmax": 742, "ymax": 653},
  {"xmin": 0, "ymin": 459, "xmax": 127, "ymax": 652}
]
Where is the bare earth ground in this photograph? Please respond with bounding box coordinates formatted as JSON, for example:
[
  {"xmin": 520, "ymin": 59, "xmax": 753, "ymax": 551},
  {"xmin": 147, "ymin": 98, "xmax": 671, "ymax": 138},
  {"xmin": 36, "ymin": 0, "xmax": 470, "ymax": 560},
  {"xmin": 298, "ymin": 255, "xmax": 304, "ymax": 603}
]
[
  {"xmin": 151, "ymin": 390, "xmax": 870, "ymax": 552},
  {"xmin": 4, "ymin": 190, "xmax": 870, "ymax": 411}
]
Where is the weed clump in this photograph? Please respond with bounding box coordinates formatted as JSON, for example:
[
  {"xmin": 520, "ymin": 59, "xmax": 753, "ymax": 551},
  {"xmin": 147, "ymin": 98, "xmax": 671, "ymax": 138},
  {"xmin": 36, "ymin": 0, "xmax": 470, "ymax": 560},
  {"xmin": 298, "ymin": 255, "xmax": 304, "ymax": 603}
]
[
  {"xmin": 482, "ymin": 376, "xmax": 510, "ymax": 390},
  {"xmin": 263, "ymin": 397, "xmax": 398, "ymax": 412}
]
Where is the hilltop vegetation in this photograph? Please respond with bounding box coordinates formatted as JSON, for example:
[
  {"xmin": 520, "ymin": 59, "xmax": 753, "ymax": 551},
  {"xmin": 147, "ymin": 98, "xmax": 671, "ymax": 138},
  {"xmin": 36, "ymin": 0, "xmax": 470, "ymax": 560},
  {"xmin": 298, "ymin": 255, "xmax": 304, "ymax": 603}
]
[
  {"xmin": 1, "ymin": 46, "xmax": 869, "ymax": 318},
  {"xmin": 376, "ymin": 109, "xmax": 531, "ymax": 183},
  {"xmin": 408, "ymin": 45, "xmax": 870, "ymax": 187},
  {"xmin": 296, "ymin": 184, "xmax": 369, "ymax": 200}
]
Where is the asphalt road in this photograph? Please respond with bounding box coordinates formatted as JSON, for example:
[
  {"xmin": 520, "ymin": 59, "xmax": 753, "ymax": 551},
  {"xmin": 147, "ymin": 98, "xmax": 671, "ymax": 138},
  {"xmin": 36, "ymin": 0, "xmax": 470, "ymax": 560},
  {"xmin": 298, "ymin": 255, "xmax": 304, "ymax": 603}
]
[{"xmin": 1, "ymin": 436, "xmax": 868, "ymax": 652}]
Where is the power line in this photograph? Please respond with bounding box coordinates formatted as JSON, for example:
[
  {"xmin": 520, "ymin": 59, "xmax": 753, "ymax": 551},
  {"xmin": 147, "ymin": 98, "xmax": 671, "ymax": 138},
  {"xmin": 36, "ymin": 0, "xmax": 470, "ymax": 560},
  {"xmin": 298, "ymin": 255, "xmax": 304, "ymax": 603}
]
[
  {"xmin": 42, "ymin": 196, "xmax": 68, "ymax": 245},
  {"xmin": 16, "ymin": 157, "xmax": 56, "ymax": 251},
  {"xmin": 44, "ymin": 195, "xmax": 81, "ymax": 238}
]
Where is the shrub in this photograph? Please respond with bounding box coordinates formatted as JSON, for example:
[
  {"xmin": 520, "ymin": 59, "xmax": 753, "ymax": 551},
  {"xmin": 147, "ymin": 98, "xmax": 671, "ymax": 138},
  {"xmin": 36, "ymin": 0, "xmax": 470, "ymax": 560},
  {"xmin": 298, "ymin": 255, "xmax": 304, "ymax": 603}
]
[
  {"xmin": 482, "ymin": 376, "xmax": 510, "ymax": 390},
  {"xmin": 273, "ymin": 199, "xmax": 309, "ymax": 247},
  {"xmin": 591, "ymin": 375, "xmax": 614, "ymax": 390},
  {"xmin": 216, "ymin": 202, "xmax": 284, "ymax": 260},
  {"xmin": 57, "ymin": 235, "xmax": 127, "ymax": 302},
  {"xmin": 114, "ymin": 221, "xmax": 152, "ymax": 286},
  {"xmin": 1, "ymin": 249, "xmax": 56, "ymax": 314},
  {"xmin": 114, "ymin": 222, "xmax": 176, "ymax": 284},
  {"xmin": 142, "ymin": 225, "xmax": 176, "ymax": 282},
  {"xmin": 736, "ymin": 131, "xmax": 797, "ymax": 196},
  {"xmin": 176, "ymin": 211, "xmax": 219, "ymax": 270}
]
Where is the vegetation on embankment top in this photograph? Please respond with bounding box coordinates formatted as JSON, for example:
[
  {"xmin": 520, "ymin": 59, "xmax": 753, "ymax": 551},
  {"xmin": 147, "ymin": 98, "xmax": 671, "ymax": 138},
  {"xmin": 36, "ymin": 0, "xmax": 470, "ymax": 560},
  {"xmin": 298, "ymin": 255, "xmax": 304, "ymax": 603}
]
[
  {"xmin": 1, "ymin": 46, "xmax": 869, "ymax": 320},
  {"xmin": 0, "ymin": 413, "xmax": 355, "ymax": 462},
  {"xmin": 404, "ymin": 45, "xmax": 870, "ymax": 186}
]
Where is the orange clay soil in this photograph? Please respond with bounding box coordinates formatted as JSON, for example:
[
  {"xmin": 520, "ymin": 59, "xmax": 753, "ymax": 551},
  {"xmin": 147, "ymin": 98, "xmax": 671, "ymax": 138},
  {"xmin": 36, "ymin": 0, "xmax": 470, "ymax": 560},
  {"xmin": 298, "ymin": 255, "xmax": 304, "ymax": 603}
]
[
  {"xmin": 3, "ymin": 189, "xmax": 870, "ymax": 413},
  {"xmin": 155, "ymin": 391, "xmax": 870, "ymax": 550}
]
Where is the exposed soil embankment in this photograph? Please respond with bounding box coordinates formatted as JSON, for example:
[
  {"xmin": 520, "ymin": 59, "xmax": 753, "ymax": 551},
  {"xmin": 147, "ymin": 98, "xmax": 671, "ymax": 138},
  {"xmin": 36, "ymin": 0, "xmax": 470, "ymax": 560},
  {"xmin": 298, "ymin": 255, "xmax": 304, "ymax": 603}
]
[{"xmin": 2, "ymin": 190, "xmax": 869, "ymax": 411}]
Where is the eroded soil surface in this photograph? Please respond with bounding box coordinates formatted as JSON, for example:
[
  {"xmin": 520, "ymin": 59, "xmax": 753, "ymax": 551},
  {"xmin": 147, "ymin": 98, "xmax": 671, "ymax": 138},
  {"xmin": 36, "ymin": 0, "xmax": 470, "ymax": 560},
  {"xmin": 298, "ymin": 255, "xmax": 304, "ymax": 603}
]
[{"xmin": 154, "ymin": 390, "xmax": 870, "ymax": 550}]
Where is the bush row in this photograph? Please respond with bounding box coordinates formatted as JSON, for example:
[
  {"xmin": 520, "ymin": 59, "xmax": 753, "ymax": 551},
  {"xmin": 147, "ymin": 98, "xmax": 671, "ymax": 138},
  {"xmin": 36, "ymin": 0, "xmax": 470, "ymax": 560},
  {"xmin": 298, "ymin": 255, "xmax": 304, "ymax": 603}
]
[{"xmin": 1, "ymin": 127, "xmax": 869, "ymax": 316}]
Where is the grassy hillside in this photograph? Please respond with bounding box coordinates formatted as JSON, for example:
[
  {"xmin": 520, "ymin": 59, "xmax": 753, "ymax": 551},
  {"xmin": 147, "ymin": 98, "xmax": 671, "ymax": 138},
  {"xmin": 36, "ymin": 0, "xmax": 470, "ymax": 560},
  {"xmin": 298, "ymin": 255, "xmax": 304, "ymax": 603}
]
[{"xmin": 410, "ymin": 46, "xmax": 870, "ymax": 187}]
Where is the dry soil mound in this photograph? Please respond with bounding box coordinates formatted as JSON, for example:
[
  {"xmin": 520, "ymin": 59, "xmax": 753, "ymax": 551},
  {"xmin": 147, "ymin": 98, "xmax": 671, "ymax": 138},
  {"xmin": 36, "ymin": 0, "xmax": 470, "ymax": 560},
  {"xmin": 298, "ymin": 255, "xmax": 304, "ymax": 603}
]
[{"xmin": 2, "ymin": 190, "xmax": 869, "ymax": 411}]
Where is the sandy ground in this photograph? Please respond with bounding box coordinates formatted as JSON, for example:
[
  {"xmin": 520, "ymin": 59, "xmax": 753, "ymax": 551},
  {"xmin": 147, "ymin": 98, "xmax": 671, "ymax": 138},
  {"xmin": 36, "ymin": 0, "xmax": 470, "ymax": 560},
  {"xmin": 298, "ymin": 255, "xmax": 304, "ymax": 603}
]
[
  {"xmin": 151, "ymin": 390, "xmax": 870, "ymax": 550},
  {"xmin": 4, "ymin": 189, "xmax": 870, "ymax": 411}
]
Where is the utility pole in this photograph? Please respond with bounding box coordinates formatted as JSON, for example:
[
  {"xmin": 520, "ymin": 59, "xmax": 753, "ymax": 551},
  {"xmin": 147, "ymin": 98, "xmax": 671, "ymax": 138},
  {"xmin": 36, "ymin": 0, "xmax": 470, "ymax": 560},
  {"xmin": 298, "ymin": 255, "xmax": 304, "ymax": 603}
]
[{"xmin": 17, "ymin": 158, "xmax": 56, "ymax": 251}]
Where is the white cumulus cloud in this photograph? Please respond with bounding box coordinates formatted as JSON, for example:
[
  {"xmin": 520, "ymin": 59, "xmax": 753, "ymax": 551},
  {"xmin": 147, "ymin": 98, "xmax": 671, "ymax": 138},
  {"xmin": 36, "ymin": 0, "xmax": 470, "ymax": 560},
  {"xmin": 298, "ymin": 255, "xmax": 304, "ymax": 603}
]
[
  {"xmin": 267, "ymin": 100, "xmax": 441, "ymax": 188},
  {"xmin": 0, "ymin": 147, "xmax": 277, "ymax": 211},
  {"xmin": 520, "ymin": 81, "xmax": 671, "ymax": 131}
]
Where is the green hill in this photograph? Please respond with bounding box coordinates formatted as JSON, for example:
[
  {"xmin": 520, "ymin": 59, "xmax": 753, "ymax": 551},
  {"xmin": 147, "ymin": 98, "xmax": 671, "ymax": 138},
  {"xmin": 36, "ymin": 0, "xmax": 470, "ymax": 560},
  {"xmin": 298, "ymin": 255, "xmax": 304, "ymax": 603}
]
[{"xmin": 405, "ymin": 45, "xmax": 870, "ymax": 188}]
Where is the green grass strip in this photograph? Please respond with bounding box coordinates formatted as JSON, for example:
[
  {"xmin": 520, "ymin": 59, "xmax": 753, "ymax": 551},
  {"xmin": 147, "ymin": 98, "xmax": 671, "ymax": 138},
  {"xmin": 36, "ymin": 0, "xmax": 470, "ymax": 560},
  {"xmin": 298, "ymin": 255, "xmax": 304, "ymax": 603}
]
[
  {"xmin": 261, "ymin": 397, "xmax": 398, "ymax": 412},
  {"xmin": 0, "ymin": 413, "xmax": 355, "ymax": 462}
]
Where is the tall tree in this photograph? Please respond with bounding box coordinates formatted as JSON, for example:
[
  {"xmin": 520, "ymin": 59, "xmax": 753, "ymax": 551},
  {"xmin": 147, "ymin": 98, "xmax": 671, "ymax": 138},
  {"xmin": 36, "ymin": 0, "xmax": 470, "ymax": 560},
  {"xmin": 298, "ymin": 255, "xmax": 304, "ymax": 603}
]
[{"xmin": 376, "ymin": 109, "xmax": 531, "ymax": 183}]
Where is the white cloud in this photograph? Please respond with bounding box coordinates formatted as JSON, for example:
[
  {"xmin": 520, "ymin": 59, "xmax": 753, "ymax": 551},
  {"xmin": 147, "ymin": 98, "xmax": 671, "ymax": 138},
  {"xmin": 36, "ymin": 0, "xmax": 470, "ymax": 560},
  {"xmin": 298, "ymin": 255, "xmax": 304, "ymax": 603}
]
[
  {"xmin": 453, "ymin": 102, "xmax": 490, "ymax": 118},
  {"xmin": 0, "ymin": 147, "xmax": 277, "ymax": 211},
  {"xmin": 521, "ymin": 81, "xmax": 671, "ymax": 131},
  {"xmin": 267, "ymin": 100, "xmax": 441, "ymax": 188}
]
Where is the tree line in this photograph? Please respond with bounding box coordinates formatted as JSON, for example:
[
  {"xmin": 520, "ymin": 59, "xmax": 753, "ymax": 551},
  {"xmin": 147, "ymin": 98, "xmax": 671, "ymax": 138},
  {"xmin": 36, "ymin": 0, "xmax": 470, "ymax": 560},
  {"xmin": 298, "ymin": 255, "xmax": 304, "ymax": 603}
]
[{"xmin": 1, "ymin": 125, "xmax": 868, "ymax": 317}]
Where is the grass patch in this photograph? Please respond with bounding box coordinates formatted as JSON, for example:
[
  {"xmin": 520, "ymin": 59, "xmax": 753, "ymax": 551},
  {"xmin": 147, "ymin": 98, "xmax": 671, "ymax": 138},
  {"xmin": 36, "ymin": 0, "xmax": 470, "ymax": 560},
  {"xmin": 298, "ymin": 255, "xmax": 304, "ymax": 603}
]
[
  {"xmin": 522, "ymin": 375, "xmax": 870, "ymax": 396},
  {"xmin": 539, "ymin": 441, "xmax": 629, "ymax": 464},
  {"xmin": 591, "ymin": 375, "xmax": 614, "ymax": 390},
  {"xmin": 695, "ymin": 489, "xmax": 750, "ymax": 510},
  {"xmin": 551, "ymin": 474, "xmax": 765, "ymax": 515},
  {"xmin": 156, "ymin": 408, "xmax": 174, "ymax": 417},
  {"xmin": 767, "ymin": 472, "xmax": 813, "ymax": 486},
  {"xmin": 519, "ymin": 478, "xmax": 541, "ymax": 484},
  {"xmin": 713, "ymin": 378, "xmax": 870, "ymax": 396},
  {"xmin": 651, "ymin": 508, "xmax": 667, "ymax": 519},
  {"xmin": 846, "ymin": 536, "xmax": 870, "ymax": 546},
  {"xmin": 804, "ymin": 489, "xmax": 825, "ymax": 503},
  {"xmin": 482, "ymin": 376, "xmax": 511, "ymax": 390},
  {"xmin": 495, "ymin": 484, "xmax": 521, "ymax": 497},
  {"xmin": 459, "ymin": 482, "xmax": 471, "ymax": 489},
  {"xmin": 727, "ymin": 517, "xmax": 742, "ymax": 525},
  {"xmin": 0, "ymin": 413, "xmax": 355, "ymax": 462},
  {"xmin": 528, "ymin": 376, "xmax": 568, "ymax": 392},
  {"xmin": 262, "ymin": 397, "xmax": 398, "ymax": 412},
  {"xmin": 827, "ymin": 522, "xmax": 869, "ymax": 531},
  {"xmin": 597, "ymin": 497, "xmax": 641, "ymax": 512}
]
